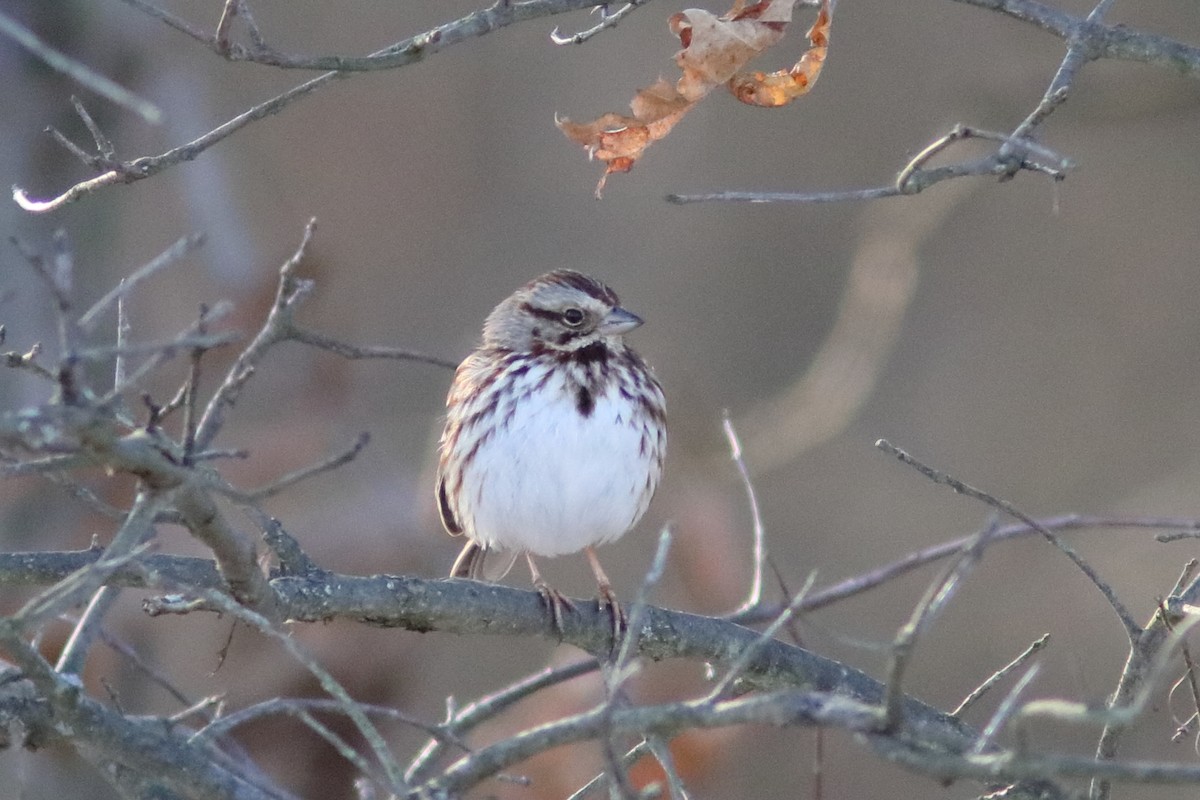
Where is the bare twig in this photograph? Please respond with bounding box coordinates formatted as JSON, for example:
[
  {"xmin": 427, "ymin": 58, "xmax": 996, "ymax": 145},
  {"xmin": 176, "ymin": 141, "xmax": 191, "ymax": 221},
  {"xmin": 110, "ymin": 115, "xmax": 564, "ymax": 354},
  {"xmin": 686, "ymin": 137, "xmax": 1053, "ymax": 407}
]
[
  {"xmin": 883, "ymin": 515, "xmax": 1003, "ymax": 729},
  {"xmin": 55, "ymin": 585, "xmax": 122, "ymax": 677},
  {"xmin": 195, "ymin": 697, "xmax": 450, "ymax": 745},
  {"xmin": 613, "ymin": 526, "xmax": 672, "ymax": 673},
  {"xmin": 0, "ymin": 617, "xmax": 283, "ymax": 799},
  {"xmin": 425, "ymin": 690, "xmax": 882, "ymax": 797},
  {"xmin": 969, "ymin": 663, "xmax": 1042, "ymax": 756},
  {"xmin": 551, "ymin": 1, "xmax": 651, "ymax": 45},
  {"xmin": 113, "ymin": 290, "xmax": 130, "ymax": 394},
  {"xmin": 193, "ymin": 219, "xmax": 318, "ymax": 451},
  {"xmin": 96, "ymin": 300, "xmax": 234, "ymax": 405},
  {"xmin": 79, "ymin": 233, "xmax": 205, "ymax": 331},
  {"xmin": 74, "ymin": 332, "xmax": 240, "ymax": 361},
  {"xmin": 0, "ymin": 11, "xmax": 161, "ymax": 123},
  {"xmin": 596, "ymin": 527, "xmax": 674, "ymax": 798},
  {"xmin": 287, "ymin": 326, "xmax": 455, "ymax": 369},
  {"xmin": 646, "ymin": 734, "xmax": 689, "ymax": 800},
  {"xmin": 405, "ymin": 658, "xmax": 600, "ymax": 783},
  {"xmin": 565, "ymin": 740, "xmax": 652, "ymax": 800},
  {"xmin": 876, "ymin": 439, "xmax": 1140, "ymax": 640},
  {"xmin": 668, "ymin": 127, "xmax": 1071, "ymax": 205},
  {"xmin": 236, "ymin": 432, "xmax": 370, "ymax": 502},
  {"xmin": 708, "ymin": 572, "xmax": 817, "ymax": 701},
  {"xmin": 953, "ymin": 634, "xmax": 1050, "ymax": 718},
  {"xmin": 721, "ymin": 414, "xmax": 768, "ymax": 615},
  {"xmin": 1, "ymin": 340, "xmax": 56, "ymax": 382}
]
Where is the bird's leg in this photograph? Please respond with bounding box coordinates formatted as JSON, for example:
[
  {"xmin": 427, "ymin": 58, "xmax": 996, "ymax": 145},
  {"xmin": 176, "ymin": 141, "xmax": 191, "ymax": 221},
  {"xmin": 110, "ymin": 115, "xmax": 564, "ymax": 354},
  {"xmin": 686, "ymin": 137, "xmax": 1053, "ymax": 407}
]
[
  {"xmin": 526, "ymin": 553, "xmax": 574, "ymax": 636},
  {"xmin": 585, "ymin": 546, "xmax": 626, "ymax": 646}
]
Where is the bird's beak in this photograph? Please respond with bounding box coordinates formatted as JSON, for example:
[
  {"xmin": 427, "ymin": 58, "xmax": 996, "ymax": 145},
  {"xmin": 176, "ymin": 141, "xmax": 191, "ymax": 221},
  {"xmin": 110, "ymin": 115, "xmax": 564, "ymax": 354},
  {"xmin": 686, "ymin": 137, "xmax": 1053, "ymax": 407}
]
[{"xmin": 599, "ymin": 306, "xmax": 643, "ymax": 336}]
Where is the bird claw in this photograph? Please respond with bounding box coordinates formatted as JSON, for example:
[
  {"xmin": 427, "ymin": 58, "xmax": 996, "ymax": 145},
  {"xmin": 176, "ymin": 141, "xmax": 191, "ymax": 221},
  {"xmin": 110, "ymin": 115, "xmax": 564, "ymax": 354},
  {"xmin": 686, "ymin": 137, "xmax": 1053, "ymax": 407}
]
[
  {"xmin": 597, "ymin": 584, "xmax": 627, "ymax": 652},
  {"xmin": 534, "ymin": 580, "xmax": 576, "ymax": 637}
]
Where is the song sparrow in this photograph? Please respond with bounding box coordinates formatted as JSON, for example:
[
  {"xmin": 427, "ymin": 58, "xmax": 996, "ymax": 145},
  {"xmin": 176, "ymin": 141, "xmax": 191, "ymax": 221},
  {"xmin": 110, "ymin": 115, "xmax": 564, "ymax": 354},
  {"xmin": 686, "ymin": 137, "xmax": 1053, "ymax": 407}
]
[{"xmin": 436, "ymin": 270, "xmax": 666, "ymax": 636}]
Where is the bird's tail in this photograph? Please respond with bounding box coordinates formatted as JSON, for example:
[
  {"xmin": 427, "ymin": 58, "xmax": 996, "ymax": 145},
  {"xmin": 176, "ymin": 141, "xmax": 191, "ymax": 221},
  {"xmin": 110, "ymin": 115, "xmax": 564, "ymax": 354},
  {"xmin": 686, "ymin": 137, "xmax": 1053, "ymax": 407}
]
[{"xmin": 450, "ymin": 541, "xmax": 519, "ymax": 581}]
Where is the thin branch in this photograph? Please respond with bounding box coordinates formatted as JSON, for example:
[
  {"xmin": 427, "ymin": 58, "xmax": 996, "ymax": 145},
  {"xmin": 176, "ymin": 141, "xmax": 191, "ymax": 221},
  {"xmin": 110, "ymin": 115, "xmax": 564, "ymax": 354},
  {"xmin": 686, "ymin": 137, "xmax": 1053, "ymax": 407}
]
[
  {"xmin": 969, "ymin": 663, "xmax": 1042, "ymax": 757},
  {"xmin": 0, "ymin": 11, "xmax": 161, "ymax": 123},
  {"xmin": 668, "ymin": 126, "xmax": 1072, "ymax": 205},
  {"xmin": 953, "ymin": 634, "xmax": 1050, "ymax": 718},
  {"xmin": 74, "ymin": 331, "xmax": 240, "ymax": 361},
  {"xmin": 425, "ymin": 690, "xmax": 882, "ymax": 797},
  {"xmin": 708, "ymin": 572, "xmax": 817, "ymax": 702},
  {"xmin": 15, "ymin": 491, "xmax": 164, "ymax": 630},
  {"xmin": 78, "ymin": 233, "xmax": 205, "ymax": 331},
  {"xmin": 54, "ymin": 585, "xmax": 122, "ymax": 677},
  {"xmin": 193, "ymin": 219, "xmax": 318, "ymax": 451},
  {"xmin": 875, "ymin": 439, "xmax": 1141, "ymax": 640},
  {"xmin": 96, "ymin": 299, "xmax": 234, "ymax": 405},
  {"xmin": 287, "ymin": 326, "xmax": 455, "ymax": 369},
  {"xmin": 721, "ymin": 413, "xmax": 768, "ymax": 615},
  {"xmin": 596, "ymin": 527, "xmax": 673, "ymax": 799},
  {"xmin": 646, "ymin": 734, "xmax": 689, "ymax": 800},
  {"xmin": 194, "ymin": 697, "xmax": 450, "ymax": 746},
  {"xmin": 234, "ymin": 432, "xmax": 370, "ymax": 503},
  {"xmin": 15, "ymin": 71, "xmax": 344, "ymax": 213},
  {"xmin": 1, "ymin": 341, "xmax": 56, "ymax": 382},
  {"xmin": 669, "ymin": 0, "xmax": 1200, "ymax": 206},
  {"xmin": 565, "ymin": 740, "xmax": 653, "ymax": 800},
  {"xmin": 405, "ymin": 658, "xmax": 600, "ymax": 784},
  {"xmin": 613, "ymin": 526, "xmax": 672, "ymax": 673},
  {"xmin": 792, "ymin": 514, "xmax": 1200, "ymax": 619},
  {"xmin": 883, "ymin": 515, "xmax": 1002, "ymax": 729},
  {"xmin": 292, "ymin": 707, "xmax": 388, "ymax": 788},
  {"xmin": 551, "ymin": 1, "xmax": 651, "ymax": 45},
  {"xmin": 113, "ymin": 289, "xmax": 130, "ymax": 394}
]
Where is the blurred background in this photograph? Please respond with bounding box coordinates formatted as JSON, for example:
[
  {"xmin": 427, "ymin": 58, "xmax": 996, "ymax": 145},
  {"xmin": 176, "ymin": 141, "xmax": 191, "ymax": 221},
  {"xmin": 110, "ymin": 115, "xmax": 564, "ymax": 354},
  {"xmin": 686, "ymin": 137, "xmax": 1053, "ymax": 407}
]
[{"xmin": 2, "ymin": 0, "xmax": 1200, "ymax": 797}]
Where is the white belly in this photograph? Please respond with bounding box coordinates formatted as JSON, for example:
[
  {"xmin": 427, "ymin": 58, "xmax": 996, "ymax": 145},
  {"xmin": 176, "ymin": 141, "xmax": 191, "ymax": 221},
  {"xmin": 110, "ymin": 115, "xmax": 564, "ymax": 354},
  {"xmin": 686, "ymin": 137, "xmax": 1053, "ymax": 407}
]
[{"xmin": 460, "ymin": 379, "xmax": 657, "ymax": 557}]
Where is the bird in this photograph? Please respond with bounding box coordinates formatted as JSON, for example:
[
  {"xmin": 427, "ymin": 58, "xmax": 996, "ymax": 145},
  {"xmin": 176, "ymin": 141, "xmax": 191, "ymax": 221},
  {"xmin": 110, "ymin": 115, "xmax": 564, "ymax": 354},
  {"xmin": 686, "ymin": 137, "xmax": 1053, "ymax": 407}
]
[{"xmin": 436, "ymin": 269, "xmax": 666, "ymax": 638}]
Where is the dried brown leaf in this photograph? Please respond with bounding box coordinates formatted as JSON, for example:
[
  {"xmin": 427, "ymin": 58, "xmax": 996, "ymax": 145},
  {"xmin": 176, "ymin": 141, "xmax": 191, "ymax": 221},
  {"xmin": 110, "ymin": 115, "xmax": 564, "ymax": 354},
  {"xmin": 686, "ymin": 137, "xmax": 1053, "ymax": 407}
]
[
  {"xmin": 730, "ymin": 0, "xmax": 831, "ymax": 106},
  {"xmin": 557, "ymin": 0, "xmax": 832, "ymax": 197}
]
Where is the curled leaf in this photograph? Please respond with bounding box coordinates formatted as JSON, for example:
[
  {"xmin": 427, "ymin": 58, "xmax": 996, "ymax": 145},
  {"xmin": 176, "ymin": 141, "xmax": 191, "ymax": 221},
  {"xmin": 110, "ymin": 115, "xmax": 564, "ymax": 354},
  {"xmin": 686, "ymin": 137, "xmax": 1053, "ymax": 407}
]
[
  {"xmin": 729, "ymin": 0, "xmax": 831, "ymax": 107},
  {"xmin": 557, "ymin": 0, "xmax": 832, "ymax": 197}
]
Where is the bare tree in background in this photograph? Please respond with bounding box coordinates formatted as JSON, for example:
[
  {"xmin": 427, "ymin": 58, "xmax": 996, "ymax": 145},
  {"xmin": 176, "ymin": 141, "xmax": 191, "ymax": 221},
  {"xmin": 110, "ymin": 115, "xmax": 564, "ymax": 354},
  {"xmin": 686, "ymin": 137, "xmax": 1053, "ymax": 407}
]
[{"xmin": 2, "ymin": 2, "xmax": 1200, "ymax": 799}]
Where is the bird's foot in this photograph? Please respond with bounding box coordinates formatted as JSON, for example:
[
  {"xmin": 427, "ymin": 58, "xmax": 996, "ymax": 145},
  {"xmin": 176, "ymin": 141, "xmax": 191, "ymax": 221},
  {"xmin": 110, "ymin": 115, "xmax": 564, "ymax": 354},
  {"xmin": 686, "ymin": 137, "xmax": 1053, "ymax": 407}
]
[
  {"xmin": 533, "ymin": 578, "xmax": 576, "ymax": 637},
  {"xmin": 596, "ymin": 583, "xmax": 627, "ymax": 653}
]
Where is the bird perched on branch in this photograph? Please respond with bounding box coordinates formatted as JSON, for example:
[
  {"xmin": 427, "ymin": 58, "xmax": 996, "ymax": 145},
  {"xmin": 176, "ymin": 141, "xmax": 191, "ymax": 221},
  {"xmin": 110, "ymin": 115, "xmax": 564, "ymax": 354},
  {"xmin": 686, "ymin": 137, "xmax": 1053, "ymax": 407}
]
[{"xmin": 436, "ymin": 270, "xmax": 666, "ymax": 638}]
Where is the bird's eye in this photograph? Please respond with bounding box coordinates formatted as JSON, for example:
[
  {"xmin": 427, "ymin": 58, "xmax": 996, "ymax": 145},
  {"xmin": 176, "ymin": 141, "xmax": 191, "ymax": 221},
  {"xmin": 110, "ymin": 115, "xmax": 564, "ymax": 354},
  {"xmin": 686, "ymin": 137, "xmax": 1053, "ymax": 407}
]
[{"xmin": 562, "ymin": 307, "xmax": 585, "ymax": 327}]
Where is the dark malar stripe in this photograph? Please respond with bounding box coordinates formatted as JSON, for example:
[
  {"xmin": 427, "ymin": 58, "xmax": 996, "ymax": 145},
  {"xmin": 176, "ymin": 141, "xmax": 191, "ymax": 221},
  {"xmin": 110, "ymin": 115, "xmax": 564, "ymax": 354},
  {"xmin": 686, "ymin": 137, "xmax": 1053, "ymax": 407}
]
[{"xmin": 567, "ymin": 340, "xmax": 609, "ymax": 365}]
